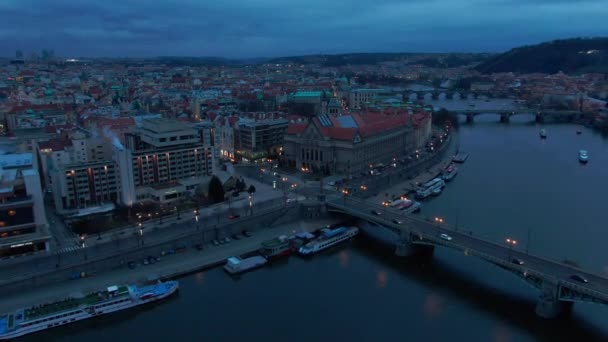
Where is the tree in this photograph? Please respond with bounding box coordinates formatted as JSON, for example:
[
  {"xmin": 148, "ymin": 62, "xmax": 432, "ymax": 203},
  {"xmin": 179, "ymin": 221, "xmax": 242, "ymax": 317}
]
[
  {"xmin": 247, "ymin": 185, "xmax": 256, "ymax": 194},
  {"xmin": 208, "ymin": 176, "xmax": 225, "ymax": 204}
]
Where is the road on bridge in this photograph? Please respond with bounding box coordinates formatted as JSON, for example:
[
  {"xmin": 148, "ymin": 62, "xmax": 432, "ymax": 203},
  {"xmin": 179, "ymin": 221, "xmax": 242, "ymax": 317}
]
[{"xmin": 328, "ymin": 196, "xmax": 608, "ymax": 303}]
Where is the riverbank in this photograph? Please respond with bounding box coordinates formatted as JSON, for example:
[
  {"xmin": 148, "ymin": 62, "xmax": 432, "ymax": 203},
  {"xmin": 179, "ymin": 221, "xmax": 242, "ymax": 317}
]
[{"xmin": 0, "ymin": 217, "xmax": 338, "ymax": 314}]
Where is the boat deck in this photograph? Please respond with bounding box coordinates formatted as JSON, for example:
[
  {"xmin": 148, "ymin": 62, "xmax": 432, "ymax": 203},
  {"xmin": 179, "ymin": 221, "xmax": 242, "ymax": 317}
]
[
  {"xmin": 22, "ymin": 285, "xmax": 129, "ymax": 321},
  {"xmin": 261, "ymin": 237, "xmax": 288, "ymax": 248}
]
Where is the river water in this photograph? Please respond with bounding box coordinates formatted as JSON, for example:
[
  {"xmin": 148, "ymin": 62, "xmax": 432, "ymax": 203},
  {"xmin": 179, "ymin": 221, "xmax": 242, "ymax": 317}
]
[{"xmin": 25, "ymin": 115, "xmax": 608, "ymax": 342}]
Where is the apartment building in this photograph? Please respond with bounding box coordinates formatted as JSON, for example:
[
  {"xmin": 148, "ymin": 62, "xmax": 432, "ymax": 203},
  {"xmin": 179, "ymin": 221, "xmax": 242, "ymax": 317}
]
[
  {"xmin": 114, "ymin": 118, "xmax": 213, "ymax": 206},
  {"xmin": 234, "ymin": 118, "xmax": 288, "ymax": 161}
]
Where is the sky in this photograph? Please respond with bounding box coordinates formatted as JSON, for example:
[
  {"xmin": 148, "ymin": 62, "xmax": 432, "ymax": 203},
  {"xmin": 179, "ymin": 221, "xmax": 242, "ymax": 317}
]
[{"xmin": 1, "ymin": 0, "xmax": 607, "ymax": 58}]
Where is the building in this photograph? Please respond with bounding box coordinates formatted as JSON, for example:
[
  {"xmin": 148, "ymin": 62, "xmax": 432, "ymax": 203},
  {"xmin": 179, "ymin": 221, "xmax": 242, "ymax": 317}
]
[
  {"xmin": 234, "ymin": 118, "xmax": 288, "ymax": 161},
  {"xmin": 0, "ymin": 153, "xmax": 50, "ymax": 258},
  {"xmin": 37, "ymin": 130, "xmax": 122, "ymax": 217},
  {"xmin": 114, "ymin": 118, "xmax": 213, "ymax": 206},
  {"xmin": 348, "ymin": 89, "xmax": 385, "ymax": 109},
  {"xmin": 282, "ymin": 110, "xmax": 430, "ymax": 175}
]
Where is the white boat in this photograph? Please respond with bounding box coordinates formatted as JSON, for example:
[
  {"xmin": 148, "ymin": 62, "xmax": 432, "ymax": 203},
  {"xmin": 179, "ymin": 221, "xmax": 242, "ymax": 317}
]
[
  {"xmin": 223, "ymin": 256, "xmax": 267, "ymax": 275},
  {"xmin": 0, "ymin": 281, "xmax": 178, "ymax": 340},
  {"xmin": 579, "ymin": 150, "xmax": 589, "ymax": 164},
  {"xmin": 540, "ymin": 129, "xmax": 547, "ymax": 139},
  {"xmin": 298, "ymin": 226, "xmax": 358, "ymax": 256},
  {"xmin": 421, "ymin": 178, "xmax": 445, "ymax": 189},
  {"xmin": 400, "ymin": 200, "xmax": 421, "ymax": 214}
]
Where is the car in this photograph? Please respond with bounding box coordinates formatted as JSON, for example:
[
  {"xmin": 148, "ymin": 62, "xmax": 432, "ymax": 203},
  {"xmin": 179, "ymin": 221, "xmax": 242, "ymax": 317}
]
[
  {"xmin": 286, "ymin": 198, "xmax": 296, "ymax": 203},
  {"xmin": 439, "ymin": 233, "xmax": 452, "ymax": 241},
  {"xmin": 232, "ymin": 234, "xmax": 241, "ymax": 240},
  {"xmin": 212, "ymin": 239, "xmax": 220, "ymax": 246},
  {"xmin": 242, "ymin": 230, "xmax": 252, "ymax": 237},
  {"xmin": 392, "ymin": 219, "xmax": 402, "ymax": 225},
  {"xmin": 228, "ymin": 214, "xmax": 240, "ymax": 220},
  {"xmin": 371, "ymin": 210, "xmax": 381, "ymax": 216},
  {"xmin": 570, "ymin": 274, "xmax": 588, "ymax": 283},
  {"xmin": 127, "ymin": 261, "xmax": 136, "ymax": 269},
  {"xmin": 218, "ymin": 239, "xmax": 225, "ymax": 245},
  {"xmin": 224, "ymin": 237, "xmax": 232, "ymax": 243},
  {"xmin": 194, "ymin": 243, "xmax": 203, "ymax": 251},
  {"xmin": 511, "ymin": 258, "xmax": 524, "ymax": 265}
]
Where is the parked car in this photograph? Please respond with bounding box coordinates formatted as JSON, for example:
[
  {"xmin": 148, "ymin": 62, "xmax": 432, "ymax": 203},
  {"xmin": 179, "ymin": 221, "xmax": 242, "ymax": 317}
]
[
  {"xmin": 228, "ymin": 214, "xmax": 240, "ymax": 220},
  {"xmin": 392, "ymin": 219, "xmax": 402, "ymax": 225},
  {"xmin": 212, "ymin": 239, "xmax": 220, "ymax": 246},
  {"xmin": 194, "ymin": 243, "xmax": 203, "ymax": 251},
  {"xmin": 224, "ymin": 237, "xmax": 232, "ymax": 243},
  {"xmin": 232, "ymin": 234, "xmax": 241, "ymax": 240},
  {"xmin": 127, "ymin": 261, "xmax": 136, "ymax": 269},
  {"xmin": 242, "ymin": 230, "xmax": 252, "ymax": 237},
  {"xmin": 371, "ymin": 210, "xmax": 381, "ymax": 216}
]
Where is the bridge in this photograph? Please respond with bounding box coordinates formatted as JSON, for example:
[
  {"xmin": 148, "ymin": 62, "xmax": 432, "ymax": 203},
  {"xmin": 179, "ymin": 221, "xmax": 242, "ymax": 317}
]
[
  {"xmin": 326, "ymin": 196, "xmax": 608, "ymax": 319},
  {"xmin": 451, "ymin": 109, "xmax": 583, "ymax": 124}
]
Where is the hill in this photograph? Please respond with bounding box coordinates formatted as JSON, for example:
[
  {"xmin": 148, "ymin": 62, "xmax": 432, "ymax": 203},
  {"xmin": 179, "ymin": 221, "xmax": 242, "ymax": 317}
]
[{"xmin": 475, "ymin": 37, "xmax": 608, "ymax": 74}]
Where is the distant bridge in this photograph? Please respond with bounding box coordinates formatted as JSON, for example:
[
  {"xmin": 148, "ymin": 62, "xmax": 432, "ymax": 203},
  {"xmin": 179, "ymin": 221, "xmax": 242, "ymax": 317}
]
[
  {"xmin": 452, "ymin": 109, "xmax": 583, "ymax": 123},
  {"xmin": 326, "ymin": 196, "xmax": 608, "ymax": 319}
]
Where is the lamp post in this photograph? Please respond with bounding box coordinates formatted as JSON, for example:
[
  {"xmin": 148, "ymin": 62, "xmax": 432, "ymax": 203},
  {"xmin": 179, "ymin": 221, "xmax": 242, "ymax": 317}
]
[
  {"xmin": 80, "ymin": 234, "xmax": 87, "ymax": 260},
  {"xmin": 342, "ymin": 188, "xmax": 349, "ymax": 205}
]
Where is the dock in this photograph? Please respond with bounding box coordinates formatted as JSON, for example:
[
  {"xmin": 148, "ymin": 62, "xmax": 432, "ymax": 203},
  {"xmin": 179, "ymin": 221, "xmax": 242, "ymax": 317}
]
[{"xmin": 452, "ymin": 152, "xmax": 469, "ymax": 163}]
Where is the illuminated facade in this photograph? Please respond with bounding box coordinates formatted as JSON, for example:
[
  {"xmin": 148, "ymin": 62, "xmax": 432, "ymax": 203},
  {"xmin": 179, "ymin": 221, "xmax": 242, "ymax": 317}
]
[{"xmin": 114, "ymin": 119, "xmax": 213, "ymax": 206}]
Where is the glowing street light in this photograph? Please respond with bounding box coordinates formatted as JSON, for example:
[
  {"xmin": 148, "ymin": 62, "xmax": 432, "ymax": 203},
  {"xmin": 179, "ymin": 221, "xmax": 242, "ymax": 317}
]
[{"xmin": 360, "ymin": 185, "xmax": 367, "ymax": 191}]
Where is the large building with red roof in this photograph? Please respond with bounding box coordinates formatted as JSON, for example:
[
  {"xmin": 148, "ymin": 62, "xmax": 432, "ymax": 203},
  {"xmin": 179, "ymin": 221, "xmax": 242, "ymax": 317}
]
[{"xmin": 282, "ymin": 110, "xmax": 431, "ymax": 175}]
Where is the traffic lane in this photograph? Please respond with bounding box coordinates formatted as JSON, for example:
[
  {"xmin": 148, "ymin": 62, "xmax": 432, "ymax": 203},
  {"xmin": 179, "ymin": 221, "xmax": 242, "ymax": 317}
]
[{"xmin": 344, "ymin": 200, "xmax": 608, "ymax": 294}]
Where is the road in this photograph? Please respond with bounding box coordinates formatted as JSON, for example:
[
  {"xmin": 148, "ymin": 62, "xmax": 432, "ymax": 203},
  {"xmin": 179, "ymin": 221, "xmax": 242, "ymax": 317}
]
[
  {"xmin": 0, "ymin": 198, "xmax": 296, "ymax": 284},
  {"xmin": 328, "ymin": 196, "xmax": 608, "ymax": 303}
]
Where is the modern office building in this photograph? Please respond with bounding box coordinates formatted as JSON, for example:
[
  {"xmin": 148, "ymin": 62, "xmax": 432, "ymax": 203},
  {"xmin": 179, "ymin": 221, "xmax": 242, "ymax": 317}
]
[
  {"xmin": 114, "ymin": 118, "xmax": 213, "ymax": 206},
  {"xmin": 0, "ymin": 153, "xmax": 50, "ymax": 258},
  {"xmin": 234, "ymin": 118, "xmax": 288, "ymax": 161}
]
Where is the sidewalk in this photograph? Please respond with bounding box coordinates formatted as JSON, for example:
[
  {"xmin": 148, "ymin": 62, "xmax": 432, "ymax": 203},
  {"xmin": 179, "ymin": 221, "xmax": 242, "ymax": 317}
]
[{"xmin": 0, "ymin": 217, "xmax": 338, "ymax": 313}]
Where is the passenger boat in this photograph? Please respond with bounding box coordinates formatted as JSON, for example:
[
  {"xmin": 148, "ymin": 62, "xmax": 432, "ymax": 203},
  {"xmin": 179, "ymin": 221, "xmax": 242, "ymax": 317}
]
[
  {"xmin": 223, "ymin": 256, "xmax": 267, "ymax": 275},
  {"xmin": 259, "ymin": 235, "xmax": 293, "ymax": 260},
  {"xmin": 415, "ymin": 187, "xmax": 433, "ymax": 200},
  {"xmin": 539, "ymin": 129, "xmax": 547, "ymax": 139},
  {"xmin": 578, "ymin": 150, "xmax": 589, "ymax": 164},
  {"xmin": 0, "ymin": 281, "xmax": 178, "ymax": 340},
  {"xmin": 297, "ymin": 226, "xmax": 358, "ymax": 256}
]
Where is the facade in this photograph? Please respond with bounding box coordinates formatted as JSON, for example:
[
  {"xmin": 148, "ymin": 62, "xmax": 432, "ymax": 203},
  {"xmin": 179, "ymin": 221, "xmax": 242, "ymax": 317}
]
[
  {"xmin": 0, "ymin": 153, "xmax": 50, "ymax": 258},
  {"xmin": 234, "ymin": 119, "xmax": 288, "ymax": 161},
  {"xmin": 348, "ymin": 89, "xmax": 384, "ymax": 109},
  {"xmin": 282, "ymin": 111, "xmax": 430, "ymax": 175},
  {"xmin": 39, "ymin": 132, "xmax": 121, "ymax": 216},
  {"xmin": 114, "ymin": 118, "xmax": 213, "ymax": 206}
]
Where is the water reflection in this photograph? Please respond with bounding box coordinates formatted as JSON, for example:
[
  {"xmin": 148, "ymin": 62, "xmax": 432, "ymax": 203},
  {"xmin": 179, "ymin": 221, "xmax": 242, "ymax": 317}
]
[
  {"xmin": 339, "ymin": 250, "xmax": 349, "ymax": 268},
  {"xmin": 493, "ymin": 324, "xmax": 511, "ymax": 342},
  {"xmin": 423, "ymin": 292, "xmax": 444, "ymax": 319},
  {"xmin": 376, "ymin": 270, "xmax": 387, "ymax": 288}
]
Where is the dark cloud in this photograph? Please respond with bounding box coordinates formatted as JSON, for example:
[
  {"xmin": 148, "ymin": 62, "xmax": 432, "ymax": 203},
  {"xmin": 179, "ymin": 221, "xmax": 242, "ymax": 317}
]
[{"xmin": 0, "ymin": 0, "xmax": 606, "ymax": 57}]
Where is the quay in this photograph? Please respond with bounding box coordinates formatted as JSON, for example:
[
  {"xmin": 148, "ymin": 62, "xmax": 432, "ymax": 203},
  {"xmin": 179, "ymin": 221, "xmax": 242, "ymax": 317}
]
[{"xmin": 0, "ymin": 218, "xmax": 337, "ymax": 314}]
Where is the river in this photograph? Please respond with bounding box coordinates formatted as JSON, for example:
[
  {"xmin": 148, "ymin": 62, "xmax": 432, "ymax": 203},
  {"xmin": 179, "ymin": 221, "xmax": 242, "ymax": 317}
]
[{"xmin": 23, "ymin": 115, "xmax": 608, "ymax": 342}]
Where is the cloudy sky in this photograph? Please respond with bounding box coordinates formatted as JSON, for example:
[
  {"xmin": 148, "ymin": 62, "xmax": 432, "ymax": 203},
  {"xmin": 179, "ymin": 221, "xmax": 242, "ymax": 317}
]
[{"xmin": 1, "ymin": 0, "xmax": 606, "ymax": 58}]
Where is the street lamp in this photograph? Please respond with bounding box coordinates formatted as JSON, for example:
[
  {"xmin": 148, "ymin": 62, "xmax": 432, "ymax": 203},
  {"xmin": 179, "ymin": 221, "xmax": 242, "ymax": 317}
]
[{"xmin": 342, "ymin": 188, "xmax": 349, "ymax": 204}]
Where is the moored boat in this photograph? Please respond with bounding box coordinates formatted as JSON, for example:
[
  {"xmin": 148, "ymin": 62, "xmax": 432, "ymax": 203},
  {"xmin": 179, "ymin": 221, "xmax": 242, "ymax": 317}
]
[
  {"xmin": 442, "ymin": 165, "xmax": 458, "ymax": 182},
  {"xmin": 578, "ymin": 150, "xmax": 589, "ymax": 164},
  {"xmin": 223, "ymin": 256, "xmax": 267, "ymax": 275},
  {"xmin": 259, "ymin": 235, "xmax": 293, "ymax": 260},
  {"xmin": 298, "ymin": 226, "xmax": 358, "ymax": 256},
  {"xmin": 0, "ymin": 281, "xmax": 178, "ymax": 340}
]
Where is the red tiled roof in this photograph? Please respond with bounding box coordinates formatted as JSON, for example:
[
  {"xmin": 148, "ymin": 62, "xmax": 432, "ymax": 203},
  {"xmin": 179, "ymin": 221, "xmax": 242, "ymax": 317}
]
[{"xmin": 287, "ymin": 123, "xmax": 306, "ymax": 134}]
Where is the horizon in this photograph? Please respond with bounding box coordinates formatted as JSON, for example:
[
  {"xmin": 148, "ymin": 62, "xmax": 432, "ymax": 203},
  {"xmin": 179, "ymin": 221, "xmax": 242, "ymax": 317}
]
[{"xmin": 2, "ymin": 0, "xmax": 607, "ymax": 59}]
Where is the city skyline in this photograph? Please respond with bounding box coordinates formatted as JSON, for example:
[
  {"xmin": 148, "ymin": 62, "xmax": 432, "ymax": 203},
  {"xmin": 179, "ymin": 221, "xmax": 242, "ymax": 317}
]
[{"xmin": 1, "ymin": 0, "xmax": 607, "ymax": 58}]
